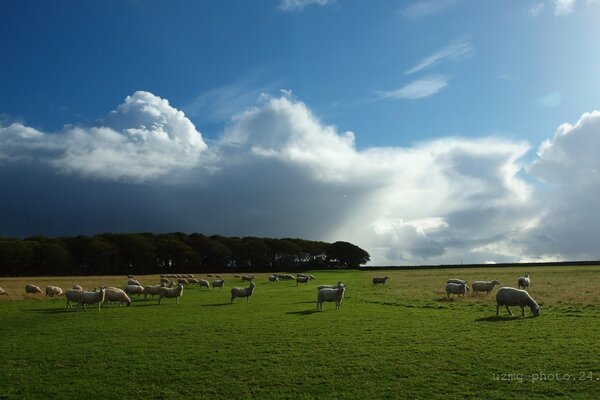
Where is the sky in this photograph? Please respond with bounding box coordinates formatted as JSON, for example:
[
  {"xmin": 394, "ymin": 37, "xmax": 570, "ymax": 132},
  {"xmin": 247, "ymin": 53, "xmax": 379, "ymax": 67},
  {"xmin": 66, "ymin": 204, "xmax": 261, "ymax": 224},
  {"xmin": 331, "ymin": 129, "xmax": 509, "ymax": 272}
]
[{"xmin": 1, "ymin": 0, "xmax": 600, "ymax": 265}]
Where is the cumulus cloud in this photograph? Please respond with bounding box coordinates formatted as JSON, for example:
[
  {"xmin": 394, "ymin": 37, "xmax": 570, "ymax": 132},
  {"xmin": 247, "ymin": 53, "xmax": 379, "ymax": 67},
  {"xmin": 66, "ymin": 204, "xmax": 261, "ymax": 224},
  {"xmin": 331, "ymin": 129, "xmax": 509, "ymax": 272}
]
[
  {"xmin": 2, "ymin": 91, "xmax": 600, "ymax": 265},
  {"xmin": 554, "ymin": 0, "xmax": 576, "ymax": 15},
  {"xmin": 405, "ymin": 37, "xmax": 473, "ymax": 75},
  {"xmin": 279, "ymin": 0, "xmax": 333, "ymax": 12},
  {"xmin": 378, "ymin": 75, "xmax": 449, "ymax": 100}
]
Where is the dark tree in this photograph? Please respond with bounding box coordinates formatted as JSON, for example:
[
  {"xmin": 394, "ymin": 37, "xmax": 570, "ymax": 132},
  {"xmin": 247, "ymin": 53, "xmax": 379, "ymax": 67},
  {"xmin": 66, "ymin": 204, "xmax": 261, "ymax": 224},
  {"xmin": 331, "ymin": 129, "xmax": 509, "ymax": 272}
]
[{"xmin": 327, "ymin": 241, "xmax": 370, "ymax": 268}]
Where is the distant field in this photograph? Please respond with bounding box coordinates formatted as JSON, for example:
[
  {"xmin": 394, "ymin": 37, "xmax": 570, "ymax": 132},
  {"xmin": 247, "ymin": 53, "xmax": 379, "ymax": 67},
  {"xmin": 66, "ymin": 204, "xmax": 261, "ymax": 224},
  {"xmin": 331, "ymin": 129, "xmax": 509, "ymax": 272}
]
[{"xmin": 1, "ymin": 266, "xmax": 600, "ymax": 399}]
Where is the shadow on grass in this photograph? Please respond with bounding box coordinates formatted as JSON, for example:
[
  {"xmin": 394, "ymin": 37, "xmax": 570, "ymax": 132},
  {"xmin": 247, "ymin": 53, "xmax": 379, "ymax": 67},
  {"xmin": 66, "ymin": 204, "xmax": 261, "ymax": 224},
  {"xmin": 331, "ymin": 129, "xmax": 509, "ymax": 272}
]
[
  {"xmin": 434, "ymin": 297, "xmax": 456, "ymax": 302},
  {"xmin": 294, "ymin": 301, "xmax": 317, "ymax": 304},
  {"xmin": 474, "ymin": 315, "xmax": 530, "ymax": 322},
  {"xmin": 22, "ymin": 308, "xmax": 86, "ymax": 314},
  {"xmin": 286, "ymin": 309, "xmax": 320, "ymax": 316},
  {"xmin": 202, "ymin": 303, "xmax": 231, "ymax": 307}
]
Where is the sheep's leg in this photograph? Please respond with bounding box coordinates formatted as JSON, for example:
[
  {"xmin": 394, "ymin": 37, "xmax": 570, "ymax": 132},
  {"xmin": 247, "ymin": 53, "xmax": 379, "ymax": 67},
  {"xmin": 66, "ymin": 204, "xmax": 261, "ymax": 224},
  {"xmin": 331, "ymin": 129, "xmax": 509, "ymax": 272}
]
[
  {"xmin": 505, "ymin": 305, "xmax": 512, "ymax": 316},
  {"xmin": 520, "ymin": 306, "xmax": 525, "ymax": 317},
  {"xmin": 496, "ymin": 304, "xmax": 500, "ymax": 316}
]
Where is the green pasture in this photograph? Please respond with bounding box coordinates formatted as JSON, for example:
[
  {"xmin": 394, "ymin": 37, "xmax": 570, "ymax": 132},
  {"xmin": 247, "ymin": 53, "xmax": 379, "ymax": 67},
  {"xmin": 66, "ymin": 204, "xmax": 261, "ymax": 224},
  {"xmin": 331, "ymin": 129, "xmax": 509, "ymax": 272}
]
[{"xmin": 1, "ymin": 266, "xmax": 600, "ymax": 399}]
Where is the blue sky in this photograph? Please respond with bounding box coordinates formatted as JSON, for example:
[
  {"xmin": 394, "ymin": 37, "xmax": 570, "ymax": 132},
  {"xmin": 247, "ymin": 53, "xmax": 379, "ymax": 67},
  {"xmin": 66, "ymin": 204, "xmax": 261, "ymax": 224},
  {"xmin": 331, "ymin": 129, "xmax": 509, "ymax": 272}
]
[{"xmin": 1, "ymin": 0, "xmax": 600, "ymax": 265}]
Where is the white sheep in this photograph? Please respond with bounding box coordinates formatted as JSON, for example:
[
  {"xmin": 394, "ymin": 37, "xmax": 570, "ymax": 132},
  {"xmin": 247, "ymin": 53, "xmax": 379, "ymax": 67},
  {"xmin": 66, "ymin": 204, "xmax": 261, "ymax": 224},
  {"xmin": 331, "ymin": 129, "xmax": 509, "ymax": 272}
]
[
  {"xmin": 496, "ymin": 287, "xmax": 540, "ymax": 317},
  {"xmin": 317, "ymin": 284, "xmax": 346, "ymax": 310},
  {"xmin": 268, "ymin": 275, "xmax": 279, "ymax": 282},
  {"xmin": 445, "ymin": 282, "xmax": 469, "ymax": 298},
  {"xmin": 143, "ymin": 285, "xmax": 163, "ymax": 299},
  {"xmin": 64, "ymin": 289, "xmax": 82, "ymax": 308},
  {"xmin": 124, "ymin": 284, "xmax": 144, "ymax": 298},
  {"xmin": 215, "ymin": 274, "xmax": 223, "ymax": 279},
  {"xmin": 0, "ymin": 287, "xmax": 7, "ymax": 296},
  {"xmin": 158, "ymin": 284, "xmax": 184, "ymax": 304},
  {"xmin": 76, "ymin": 288, "xmax": 106, "ymax": 311},
  {"xmin": 177, "ymin": 278, "xmax": 189, "ymax": 285},
  {"xmin": 296, "ymin": 275, "xmax": 310, "ymax": 286},
  {"xmin": 199, "ymin": 279, "xmax": 210, "ymax": 289},
  {"xmin": 517, "ymin": 272, "xmax": 530, "ymax": 290},
  {"xmin": 188, "ymin": 278, "xmax": 200, "ymax": 284},
  {"xmin": 447, "ymin": 278, "xmax": 467, "ymax": 285},
  {"xmin": 316, "ymin": 281, "xmax": 343, "ymax": 290},
  {"xmin": 128, "ymin": 279, "xmax": 142, "ymax": 286},
  {"xmin": 241, "ymin": 275, "xmax": 254, "ymax": 282},
  {"xmin": 103, "ymin": 287, "xmax": 131, "ymax": 307},
  {"xmin": 45, "ymin": 285, "xmax": 63, "ymax": 297},
  {"xmin": 231, "ymin": 282, "xmax": 256, "ymax": 303},
  {"xmin": 71, "ymin": 285, "xmax": 83, "ymax": 291},
  {"xmin": 472, "ymin": 280, "xmax": 500, "ymax": 295},
  {"xmin": 160, "ymin": 278, "xmax": 171, "ymax": 284},
  {"xmin": 372, "ymin": 276, "xmax": 389, "ymax": 286},
  {"xmin": 25, "ymin": 284, "xmax": 43, "ymax": 294},
  {"xmin": 212, "ymin": 279, "xmax": 225, "ymax": 289}
]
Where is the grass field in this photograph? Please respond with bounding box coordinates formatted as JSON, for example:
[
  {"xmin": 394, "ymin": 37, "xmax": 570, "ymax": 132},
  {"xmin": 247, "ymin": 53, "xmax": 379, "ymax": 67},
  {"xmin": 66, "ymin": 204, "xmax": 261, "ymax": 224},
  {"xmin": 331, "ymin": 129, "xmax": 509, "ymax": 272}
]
[{"xmin": 1, "ymin": 266, "xmax": 600, "ymax": 399}]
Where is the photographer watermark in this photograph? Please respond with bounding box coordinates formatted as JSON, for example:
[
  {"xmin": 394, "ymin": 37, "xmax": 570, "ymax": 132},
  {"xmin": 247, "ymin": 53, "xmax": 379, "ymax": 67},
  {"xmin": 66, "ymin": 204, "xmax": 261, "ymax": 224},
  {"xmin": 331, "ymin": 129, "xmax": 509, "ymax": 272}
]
[{"xmin": 492, "ymin": 371, "xmax": 600, "ymax": 383}]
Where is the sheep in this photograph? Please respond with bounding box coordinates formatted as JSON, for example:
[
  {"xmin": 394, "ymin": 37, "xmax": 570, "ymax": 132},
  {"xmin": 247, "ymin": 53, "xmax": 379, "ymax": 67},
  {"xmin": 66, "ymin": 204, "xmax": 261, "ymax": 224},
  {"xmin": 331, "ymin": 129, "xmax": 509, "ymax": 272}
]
[
  {"xmin": 199, "ymin": 279, "xmax": 210, "ymax": 289},
  {"xmin": 241, "ymin": 275, "xmax": 254, "ymax": 282},
  {"xmin": 76, "ymin": 288, "xmax": 106, "ymax": 311},
  {"xmin": 280, "ymin": 274, "xmax": 295, "ymax": 280},
  {"xmin": 317, "ymin": 281, "xmax": 343, "ymax": 290},
  {"xmin": 65, "ymin": 289, "xmax": 82, "ymax": 308},
  {"xmin": 25, "ymin": 284, "xmax": 43, "ymax": 294},
  {"xmin": 128, "ymin": 275, "xmax": 136, "ymax": 279},
  {"xmin": 517, "ymin": 272, "xmax": 530, "ymax": 290},
  {"xmin": 308, "ymin": 274, "xmax": 315, "ymax": 280},
  {"xmin": 207, "ymin": 274, "xmax": 213, "ymax": 277},
  {"xmin": 158, "ymin": 284, "xmax": 184, "ymax": 304},
  {"xmin": 268, "ymin": 275, "xmax": 279, "ymax": 282},
  {"xmin": 317, "ymin": 284, "xmax": 346, "ymax": 310},
  {"xmin": 184, "ymin": 274, "xmax": 194, "ymax": 279},
  {"xmin": 0, "ymin": 287, "xmax": 7, "ymax": 296},
  {"xmin": 177, "ymin": 278, "xmax": 189, "ymax": 285},
  {"xmin": 447, "ymin": 278, "xmax": 467, "ymax": 285},
  {"xmin": 143, "ymin": 285, "xmax": 163, "ymax": 299},
  {"xmin": 71, "ymin": 285, "xmax": 83, "ymax": 291},
  {"xmin": 372, "ymin": 276, "xmax": 389, "ymax": 286},
  {"xmin": 188, "ymin": 278, "xmax": 200, "ymax": 284},
  {"xmin": 160, "ymin": 278, "xmax": 171, "ymax": 284},
  {"xmin": 215, "ymin": 275, "xmax": 223, "ymax": 279},
  {"xmin": 496, "ymin": 287, "xmax": 540, "ymax": 317},
  {"xmin": 128, "ymin": 279, "xmax": 142, "ymax": 286},
  {"xmin": 231, "ymin": 282, "xmax": 256, "ymax": 303},
  {"xmin": 472, "ymin": 280, "xmax": 500, "ymax": 295},
  {"xmin": 445, "ymin": 282, "xmax": 469, "ymax": 298},
  {"xmin": 103, "ymin": 287, "xmax": 131, "ymax": 307},
  {"xmin": 124, "ymin": 284, "xmax": 144, "ymax": 298},
  {"xmin": 45, "ymin": 285, "xmax": 63, "ymax": 297},
  {"xmin": 296, "ymin": 275, "xmax": 310, "ymax": 286},
  {"xmin": 234, "ymin": 274, "xmax": 241, "ymax": 278},
  {"xmin": 212, "ymin": 279, "xmax": 225, "ymax": 289}
]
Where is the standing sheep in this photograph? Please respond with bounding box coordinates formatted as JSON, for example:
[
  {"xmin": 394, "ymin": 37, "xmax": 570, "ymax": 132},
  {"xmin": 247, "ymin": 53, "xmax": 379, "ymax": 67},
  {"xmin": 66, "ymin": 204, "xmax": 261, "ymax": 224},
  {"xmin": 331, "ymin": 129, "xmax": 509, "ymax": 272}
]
[
  {"xmin": 0, "ymin": 287, "xmax": 7, "ymax": 296},
  {"xmin": 199, "ymin": 279, "xmax": 211, "ymax": 289},
  {"xmin": 317, "ymin": 282, "xmax": 343, "ymax": 290},
  {"xmin": 472, "ymin": 280, "xmax": 500, "ymax": 295},
  {"xmin": 517, "ymin": 273, "xmax": 530, "ymax": 290},
  {"xmin": 143, "ymin": 285, "xmax": 164, "ymax": 299},
  {"xmin": 231, "ymin": 282, "xmax": 256, "ymax": 303},
  {"xmin": 445, "ymin": 282, "xmax": 469, "ymax": 298},
  {"xmin": 71, "ymin": 285, "xmax": 83, "ymax": 291},
  {"xmin": 268, "ymin": 275, "xmax": 279, "ymax": 282},
  {"xmin": 25, "ymin": 284, "xmax": 43, "ymax": 294},
  {"xmin": 158, "ymin": 284, "xmax": 184, "ymax": 304},
  {"xmin": 128, "ymin": 279, "xmax": 142, "ymax": 286},
  {"xmin": 372, "ymin": 276, "xmax": 389, "ymax": 286},
  {"xmin": 124, "ymin": 285, "xmax": 145, "ymax": 298},
  {"xmin": 212, "ymin": 279, "xmax": 225, "ymax": 289},
  {"xmin": 45, "ymin": 285, "xmax": 64, "ymax": 297},
  {"xmin": 103, "ymin": 287, "xmax": 131, "ymax": 307},
  {"xmin": 496, "ymin": 287, "xmax": 540, "ymax": 317},
  {"xmin": 296, "ymin": 275, "xmax": 310, "ymax": 286},
  {"xmin": 317, "ymin": 284, "xmax": 346, "ymax": 310},
  {"xmin": 76, "ymin": 288, "xmax": 106, "ymax": 311},
  {"xmin": 65, "ymin": 289, "xmax": 82, "ymax": 308},
  {"xmin": 447, "ymin": 278, "xmax": 467, "ymax": 285},
  {"xmin": 241, "ymin": 275, "xmax": 254, "ymax": 282}
]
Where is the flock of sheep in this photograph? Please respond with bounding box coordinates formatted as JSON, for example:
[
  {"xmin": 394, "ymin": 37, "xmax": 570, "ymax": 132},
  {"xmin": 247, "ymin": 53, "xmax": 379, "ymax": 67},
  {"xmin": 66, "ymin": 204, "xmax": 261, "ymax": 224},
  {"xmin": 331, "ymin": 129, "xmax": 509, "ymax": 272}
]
[
  {"xmin": 8, "ymin": 271, "xmax": 540, "ymax": 317},
  {"xmin": 444, "ymin": 272, "xmax": 540, "ymax": 317}
]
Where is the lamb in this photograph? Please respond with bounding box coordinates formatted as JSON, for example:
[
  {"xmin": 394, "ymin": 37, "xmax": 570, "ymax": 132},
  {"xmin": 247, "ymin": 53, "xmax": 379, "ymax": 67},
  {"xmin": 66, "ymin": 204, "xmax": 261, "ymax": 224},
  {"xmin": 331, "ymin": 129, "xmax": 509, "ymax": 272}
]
[
  {"xmin": 212, "ymin": 279, "xmax": 225, "ymax": 289},
  {"xmin": 317, "ymin": 281, "xmax": 343, "ymax": 290},
  {"xmin": 124, "ymin": 284, "xmax": 144, "ymax": 298},
  {"xmin": 103, "ymin": 287, "xmax": 131, "ymax": 307},
  {"xmin": 317, "ymin": 284, "xmax": 346, "ymax": 310},
  {"xmin": 76, "ymin": 288, "xmax": 106, "ymax": 311},
  {"xmin": 517, "ymin": 273, "xmax": 530, "ymax": 290},
  {"xmin": 158, "ymin": 284, "xmax": 184, "ymax": 304},
  {"xmin": 143, "ymin": 285, "xmax": 163, "ymax": 299},
  {"xmin": 25, "ymin": 284, "xmax": 43, "ymax": 294},
  {"xmin": 128, "ymin": 279, "xmax": 142, "ymax": 286},
  {"xmin": 45, "ymin": 285, "xmax": 63, "ymax": 297},
  {"xmin": 241, "ymin": 275, "xmax": 254, "ymax": 282},
  {"xmin": 496, "ymin": 287, "xmax": 540, "ymax": 317},
  {"xmin": 296, "ymin": 275, "xmax": 310, "ymax": 286},
  {"xmin": 0, "ymin": 287, "xmax": 7, "ymax": 296},
  {"xmin": 231, "ymin": 282, "xmax": 256, "ymax": 303},
  {"xmin": 472, "ymin": 280, "xmax": 500, "ymax": 295},
  {"xmin": 199, "ymin": 279, "xmax": 210, "ymax": 289},
  {"xmin": 268, "ymin": 275, "xmax": 279, "ymax": 282},
  {"xmin": 372, "ymin": 276, "xmax": 389, "ymax": 286},
  {"xmin": 445, "ymin": 282, "xmax": 469, "ymax": 298}
]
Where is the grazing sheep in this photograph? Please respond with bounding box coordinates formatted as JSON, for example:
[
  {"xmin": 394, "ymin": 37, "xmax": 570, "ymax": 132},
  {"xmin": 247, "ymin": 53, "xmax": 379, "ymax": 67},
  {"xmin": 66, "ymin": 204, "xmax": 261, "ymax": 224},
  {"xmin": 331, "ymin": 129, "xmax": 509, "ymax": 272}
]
[
  {"xmin": 268, "ymin": 275, "xmax": 279, "ymax": 282},
  {"xmin": 76, "ymin": 288, "xmax": 106, "ymax": 311},
  {"xmin": 308, "ymin": 274, "xmax": 315, "ymax": 280},
  {"xmin": 143, "ymin": 285, "xmax": 163, "ymax": 299},
  {"xmin": 472, "ymin": 280, "xmax": 500, "ymax": 295},
  {"xmin": 158, "ymin": 284, "xmax": 184, "ymax": 304},
  {"xmin": 207, "ymin": 274, "xmax": 213, "ymax": 277},
  {"xmin": 0, "ymin": 287, "xmax": 7, "ymax": 296},
  {"xmin": 447, "ymin": 278, "xmax": 467, "ymax": 285},
  {"xmin": 45, "ymin": 285, "xmax": 63, "ymax": 297},
  {"xmin": 445, "ymin": 282, "xmax": 469, "ymax": 298},
  {"xmin": 517, "ymin": 272, "xmax": 530, "ymax": 290},
  {"xmin": 296, "ymin": 275, "xmax": 310, "ymax": 286},
  {"xmin": 160, "ymin": 278, "xmax": 171, "ymax": 284},
  {"xmin": 281, "ymin": 274, "xmax": 295, "ymax": 280},
  {"xmin": 103, "ymin": 287, "xmax": 131, "ymax": 307},
  {"xmin": 231, "ymin": 282, "xmax": 256, "ymax": 303},
  {"xmin": 496, "ymin": 287, "xmax": 540, "ymax": 317},
  {"xmin": 177, "ymin": 278, "xmax": 189, "ymax": 285},
  {"xmin": 372, "ymin": 276, "xmax": 389, "ymax": 286},
  {"xmin": 184, "ymin": 274, "xmax": 194, "ymax": 279},
  {"xmin": 25, "ymin": 284, "xmax": 43, "ymax": 294},
  {"xmin": 317, "ymin": 281, "xmax": 343, "ymax": 290},
  {"xmin": 212, "ymin": 279, "xmax": 225, "ymax": 289},
  {"xmin": 234, "ymin": 274, "xmax": 241, "ymax": 278},
  {"xmin": 241, "ymin": 275, "xmax": 254, "ymax": 282},
  {"xmin": 71, "ymin": 285, "xmax": 83, "ymax": 291},
  {"xmin": 188, "ymin": 278, "xmax": 200, "ymax": 284},
  {"xmin": 215, "ymin": 275, "xmax": 223, "ymax": 279},
  {"xmin": 199, "ymin": 279, "xmax": 210, "ymax": 289},
  {"xmin": 124, "ymin": 285, "xmax": 144, "ymax": 298},
  {"xmin": 317, "ymin": 284, "xmax": 346, "ymax": 310},
  {"xmin": 128, "ymin": 279, "xmax": 141, "ymax": 286}
]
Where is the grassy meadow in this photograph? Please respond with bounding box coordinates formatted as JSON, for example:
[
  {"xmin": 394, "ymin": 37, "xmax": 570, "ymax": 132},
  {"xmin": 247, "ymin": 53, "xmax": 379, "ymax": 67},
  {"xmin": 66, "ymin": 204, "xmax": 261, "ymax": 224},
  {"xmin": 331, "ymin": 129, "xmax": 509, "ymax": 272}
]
[{"xmin": 1, "ymin": 266, "xmax": 600, "ymax": 399}]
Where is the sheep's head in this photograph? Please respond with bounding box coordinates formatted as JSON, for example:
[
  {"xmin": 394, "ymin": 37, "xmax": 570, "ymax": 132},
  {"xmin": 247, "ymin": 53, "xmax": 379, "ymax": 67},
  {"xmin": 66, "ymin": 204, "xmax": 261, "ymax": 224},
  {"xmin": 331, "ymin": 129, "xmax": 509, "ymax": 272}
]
[
  {"xmin": 531, "ymin": 304, "xmax": 540, "ymax": 317},
  {"xmin": 492, "ymin": 280, "xmax": 500, "ymax": 286},
  {"xmin": 250, "ymin": 282, "xmax": 256, "ymax": 288}
]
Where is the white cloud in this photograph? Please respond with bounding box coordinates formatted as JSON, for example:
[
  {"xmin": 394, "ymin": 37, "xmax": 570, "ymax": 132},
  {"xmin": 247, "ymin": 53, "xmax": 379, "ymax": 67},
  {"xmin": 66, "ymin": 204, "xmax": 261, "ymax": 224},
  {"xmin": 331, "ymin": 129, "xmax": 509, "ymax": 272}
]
[
  {"xmin": 530, "ymin": 2, "xmax": 545, "ymax": 16},
  {"xmin": 554, "ymin": 0, "xmax": 576, "ymax": 15},
  {"xmin": 279, "ymin": 0, "xmax": 333, "ymax": 12},
  {"xmin": 536, "ymin": 92, "xmax": 562, "ymax": 108},
  {"xmin": 378, "ymin": 75, "xmax": 449, "ymax": 100},
  {"xmin": 401, "ymin": 0, "xmax": 458, "ymax": 19},
  {"xmin": 405, "ymin": 37, "xmax": 473, "ymax": 75}
]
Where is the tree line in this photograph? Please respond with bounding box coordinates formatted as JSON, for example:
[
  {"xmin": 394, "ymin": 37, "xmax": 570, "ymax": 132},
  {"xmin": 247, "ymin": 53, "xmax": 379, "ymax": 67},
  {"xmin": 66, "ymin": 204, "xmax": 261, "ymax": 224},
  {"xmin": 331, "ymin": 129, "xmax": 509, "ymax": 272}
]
[{"xmin": 0, "ymin": 233, "xmax": 370, "ymax": 277}]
